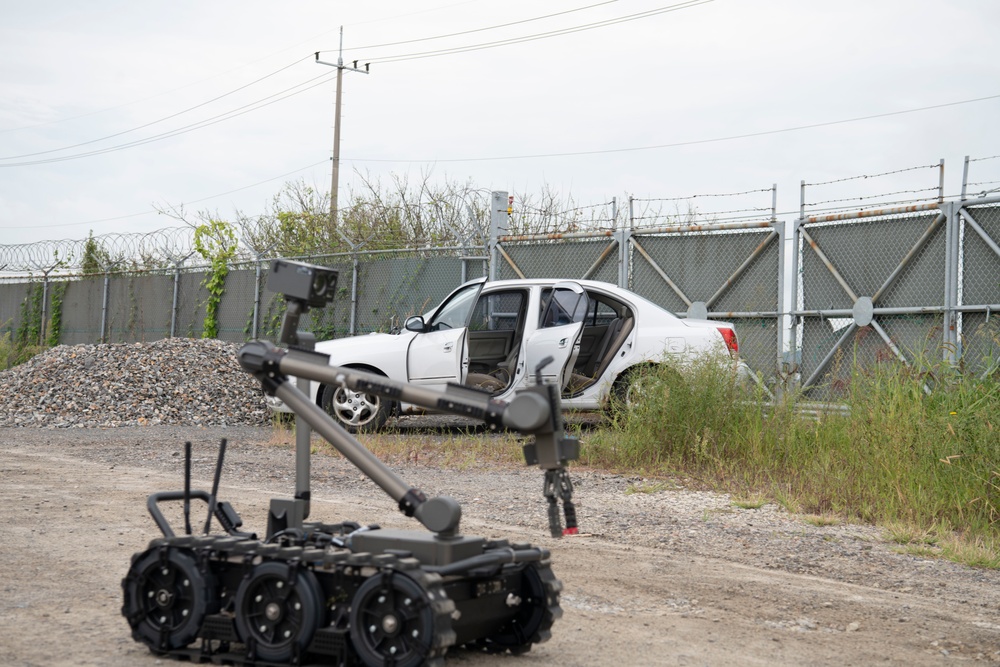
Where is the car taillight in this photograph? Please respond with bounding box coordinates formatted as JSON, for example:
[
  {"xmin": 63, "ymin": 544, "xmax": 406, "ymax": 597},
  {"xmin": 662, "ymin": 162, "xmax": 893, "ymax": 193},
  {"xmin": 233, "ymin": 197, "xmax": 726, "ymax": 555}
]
[{"xmin": 717, "ymin": 327, "xmax": 738, "ymax": 357}]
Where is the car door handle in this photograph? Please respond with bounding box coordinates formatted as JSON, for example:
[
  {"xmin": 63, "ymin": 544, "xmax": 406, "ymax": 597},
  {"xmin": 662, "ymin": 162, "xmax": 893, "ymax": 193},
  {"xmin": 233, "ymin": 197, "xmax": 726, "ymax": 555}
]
[
  {"xmin": 443, "ymin": 342, "xmax": 454, "ymax": 353},
  {"xmin": 558, "ymin": 338, "xmax": 568, "ymax": 348}
]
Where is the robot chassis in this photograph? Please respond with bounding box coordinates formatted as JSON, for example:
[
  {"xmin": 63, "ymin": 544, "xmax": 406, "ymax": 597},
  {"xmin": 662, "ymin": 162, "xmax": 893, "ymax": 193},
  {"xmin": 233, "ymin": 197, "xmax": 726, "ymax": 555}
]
[{"xmin": 121, "ymin": 260, "xmax": 580, "ymax": 667}]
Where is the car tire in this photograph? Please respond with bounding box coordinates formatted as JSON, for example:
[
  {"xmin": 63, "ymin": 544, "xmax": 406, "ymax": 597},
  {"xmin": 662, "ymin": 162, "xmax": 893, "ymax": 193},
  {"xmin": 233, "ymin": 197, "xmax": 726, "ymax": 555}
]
[
  {"xmin": 321, "ymin": 378, "xmax": 392, "ymax": 433},
  {"xmin": 608, "ymin": 364, "xmax": 681, "ymax": 415}
]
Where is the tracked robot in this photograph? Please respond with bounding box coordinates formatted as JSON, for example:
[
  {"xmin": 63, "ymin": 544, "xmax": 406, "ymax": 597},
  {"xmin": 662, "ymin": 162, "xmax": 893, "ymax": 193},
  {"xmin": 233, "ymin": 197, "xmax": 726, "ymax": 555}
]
[{"xmin": 121, "ymin": 259, "xmax": 580, "ymax": 666}]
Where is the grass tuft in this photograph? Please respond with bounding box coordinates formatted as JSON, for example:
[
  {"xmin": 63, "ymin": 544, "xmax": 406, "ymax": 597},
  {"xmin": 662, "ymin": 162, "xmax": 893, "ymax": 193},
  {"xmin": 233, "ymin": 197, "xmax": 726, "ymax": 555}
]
[{"xmin": 586, "ymin": 349, "xmax": 1000, "ymax": 567}]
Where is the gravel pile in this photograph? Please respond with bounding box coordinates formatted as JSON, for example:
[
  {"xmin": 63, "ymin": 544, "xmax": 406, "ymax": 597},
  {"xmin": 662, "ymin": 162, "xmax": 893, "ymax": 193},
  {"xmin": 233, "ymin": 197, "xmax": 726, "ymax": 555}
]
[{"xmin": 0, "ymin": 338, "xmax": 269, "ymax": 428}]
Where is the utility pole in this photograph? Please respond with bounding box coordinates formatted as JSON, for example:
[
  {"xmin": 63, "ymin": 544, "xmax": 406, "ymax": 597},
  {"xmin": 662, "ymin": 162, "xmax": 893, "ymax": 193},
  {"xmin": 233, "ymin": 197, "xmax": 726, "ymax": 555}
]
[{"xmin": 315, "ymin": 27, "xmax": 369, "ymax": 226}]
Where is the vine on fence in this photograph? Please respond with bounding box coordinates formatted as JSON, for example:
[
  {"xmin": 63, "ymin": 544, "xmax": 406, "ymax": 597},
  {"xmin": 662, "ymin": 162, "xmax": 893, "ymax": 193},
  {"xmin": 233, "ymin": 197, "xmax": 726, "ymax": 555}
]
[
  {"xmin": 193, "ymin": 220, "xmax": 238, "ymax": 339},
  {"xmin": 16, "ymin": 283, "xmax": 43, "ymax": 346},
  {"xmin": 15, "ymin": 280, "xmax": 67, "ymax": 348},
  {"xmin": 46, "ymin": 282, "xmax": 66, "ymax": 347}
]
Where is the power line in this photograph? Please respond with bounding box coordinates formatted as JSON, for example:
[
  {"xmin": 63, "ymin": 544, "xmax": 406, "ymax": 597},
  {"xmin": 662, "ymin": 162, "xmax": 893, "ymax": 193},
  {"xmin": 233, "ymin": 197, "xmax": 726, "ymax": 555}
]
[
  {"xmin": 358, "ymin": 0, "xmax": 712, "ymax": 64},
  {"xmin": 0, "ymin": 2, "xmax": 704, "ymax": 167},
  {"xmin": 0, "ymin": 2, "xmax": 488, "ymax": 135},
  {"xmin": 319, "ymin": 0, "xmax": 618, "ymax": 53},
  {"xmin": 0, "ymin": 71, "xmax": 336, "ymax": 167},
  {"xmin": 0, "ymin": 159, "xmax": 330, "ymax": 229},
  {"xmin": 344, "ymin": 92, "xmax": 1000, "ymax": 164},
  {"xmin": 0, "ymin": 55, "xmax": 313, "ymax": 160}
]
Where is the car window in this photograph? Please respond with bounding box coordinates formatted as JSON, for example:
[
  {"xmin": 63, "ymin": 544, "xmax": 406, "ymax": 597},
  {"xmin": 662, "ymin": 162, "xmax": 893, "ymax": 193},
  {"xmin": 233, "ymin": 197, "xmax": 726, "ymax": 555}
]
[
  {"xmin": 539, "ymin": 288, "xmax": 588, "ymax": 328},
  {"xmin": 585, "ymin": 293, "xmax": 623, "ymax": 325},
  {"xmin": 427, "ymin": 283, "xmax": 481, "ymax": 332},
  {"xmin": 470, "ymin": 290, "xmax": 525, "ymax": 331}
]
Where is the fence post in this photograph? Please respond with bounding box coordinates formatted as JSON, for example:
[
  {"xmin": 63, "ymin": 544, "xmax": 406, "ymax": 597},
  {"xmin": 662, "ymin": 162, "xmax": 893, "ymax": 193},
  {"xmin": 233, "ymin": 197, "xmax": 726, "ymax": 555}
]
[
  {"xmin": 787, "ymin": 217, "xmax": 803, "ymax": 391},
  {"xmin": 941, "ymin": 201, "xmax": 960, "ymax": 366},
  {"xmin": 101, "ymin": 269, "xmax": 111, "ymax": 344},
  {"xmin": 170, "ymin": 263, "xmax": 181, "ymax": 338},
  {"xmin": 40, "ymin": 271, "xmax": 49, "ymax": 345},
  {"xmin": 489, "ymin": 191, "xmax": 508, "ymax": 281},
  {"xmin": 617, "ymin": 227, "xmax": 630, "ymax": 290},
  {"xmin": 251, "ymin": 255, "xmax": 263, "ymax": 340},
  {"xmin": 349, "ymin": 256, "xmax": 358, "ymax": 336}
]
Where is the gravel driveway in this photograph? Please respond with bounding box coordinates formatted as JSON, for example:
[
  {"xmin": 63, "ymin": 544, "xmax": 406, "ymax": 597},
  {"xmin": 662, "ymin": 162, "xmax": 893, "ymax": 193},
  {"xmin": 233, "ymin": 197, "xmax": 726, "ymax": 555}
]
[{"xmin": 3, "ymin": 424, "xmax": 1000, "ymax": 666}]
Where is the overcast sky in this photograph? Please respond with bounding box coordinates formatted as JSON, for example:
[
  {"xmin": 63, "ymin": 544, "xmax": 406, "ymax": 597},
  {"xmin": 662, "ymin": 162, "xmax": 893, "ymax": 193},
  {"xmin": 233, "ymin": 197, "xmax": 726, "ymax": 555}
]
[{"xmin": 1, "ymin": 0, "xmax": 998, "ymax": 247}]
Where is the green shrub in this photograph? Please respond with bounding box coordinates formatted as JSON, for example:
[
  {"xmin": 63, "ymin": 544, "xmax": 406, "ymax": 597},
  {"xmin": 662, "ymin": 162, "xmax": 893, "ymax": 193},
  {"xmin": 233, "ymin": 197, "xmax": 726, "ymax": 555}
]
[{"xmin": 585, "ymin": 352, "xmax": 1000, "ymax": 564}]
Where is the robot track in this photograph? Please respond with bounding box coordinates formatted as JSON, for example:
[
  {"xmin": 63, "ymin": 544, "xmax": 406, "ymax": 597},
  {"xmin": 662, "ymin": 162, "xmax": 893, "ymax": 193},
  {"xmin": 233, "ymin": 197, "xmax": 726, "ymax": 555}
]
[{"xmin": 122, "ymin": 533, "xmax": 561, "ymax": 667}]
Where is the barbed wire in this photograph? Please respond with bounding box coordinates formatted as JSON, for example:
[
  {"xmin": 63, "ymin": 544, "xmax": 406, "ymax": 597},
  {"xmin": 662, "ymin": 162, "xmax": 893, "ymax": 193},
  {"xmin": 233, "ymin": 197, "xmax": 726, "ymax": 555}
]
[
  {"xmin": 969, "ymin": 154, "xmax": 1000, "ymax": 163},
  {"xmin": 632, "ymin": 187, "xmax": 772, "ymax": 203},
  {"xmin": 800, "ymin": 198, "xmax": 944, "ymax": 221},
  {"xmin": 0, "ymin": 227, "xmax": 202, "ymax": 273},
  {"xmin": 630, "ymin": 210, "xmax": 776, "ymax": 224},
  {"xmin": 518, "ymin": 200, "xmax": 614, "ymax": 217},
  {"xmin": 805, "ymin": 186, "xmax": 940, "ymax": 207},
  {"xmin": 804, "ymin": 163, "xmax": 939, "ymax": 188}
]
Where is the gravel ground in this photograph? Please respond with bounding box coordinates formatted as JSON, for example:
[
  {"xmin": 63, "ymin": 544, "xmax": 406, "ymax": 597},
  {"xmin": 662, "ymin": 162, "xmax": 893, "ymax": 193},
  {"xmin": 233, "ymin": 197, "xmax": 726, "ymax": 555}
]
[
  {"xmin": 2, "ymin": 340, "xmax": 1000, "ymax": 664},
  {"xmin": 0, "ymin": 339, "xmax": 269, "ymax": 428},
  {"xmin": 4, "ymin": 425, "xmax": 1000, "ymax": 666}
]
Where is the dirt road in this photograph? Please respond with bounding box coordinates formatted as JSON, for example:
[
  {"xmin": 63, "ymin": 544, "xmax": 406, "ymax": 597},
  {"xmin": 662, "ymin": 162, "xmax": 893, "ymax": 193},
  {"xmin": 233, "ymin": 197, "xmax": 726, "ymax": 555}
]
[{"xmin": 2, "ymin": 426, "xmax": 999, "ymax": 666}]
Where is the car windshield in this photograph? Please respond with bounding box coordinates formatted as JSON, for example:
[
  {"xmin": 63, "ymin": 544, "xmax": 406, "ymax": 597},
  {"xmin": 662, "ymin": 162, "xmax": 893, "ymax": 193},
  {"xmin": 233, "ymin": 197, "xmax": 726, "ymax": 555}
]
[{"xmin": 426, "ymin": 283, "xmax": 481, "ymax": 331}]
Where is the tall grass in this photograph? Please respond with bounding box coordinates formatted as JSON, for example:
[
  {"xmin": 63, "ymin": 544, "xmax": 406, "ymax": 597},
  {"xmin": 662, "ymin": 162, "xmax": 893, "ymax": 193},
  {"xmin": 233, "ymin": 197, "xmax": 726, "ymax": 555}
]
[
  {"xmin": 584, "ymin": 352, "xmax": 1000, "ymax": 564},
  {"xmin": 0, "ymin": 330, "xmax": 45, "ymax": 370}
]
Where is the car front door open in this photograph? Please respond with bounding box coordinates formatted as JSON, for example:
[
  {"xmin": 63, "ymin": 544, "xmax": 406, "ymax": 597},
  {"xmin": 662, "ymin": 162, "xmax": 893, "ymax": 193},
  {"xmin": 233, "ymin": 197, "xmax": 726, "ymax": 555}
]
[
  {"xmin": 406, "ymin": 281, "xmax": 484, "ymax": 392},
  {"xmin": 523, "ymin": 282, "xmax": 587, "ymax": 389}
]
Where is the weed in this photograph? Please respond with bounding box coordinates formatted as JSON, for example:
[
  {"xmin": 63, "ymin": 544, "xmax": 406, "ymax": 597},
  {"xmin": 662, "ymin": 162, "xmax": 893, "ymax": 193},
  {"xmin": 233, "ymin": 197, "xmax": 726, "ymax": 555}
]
[
  {"xmin": 587, "ymin": 349, "xmax": 1000, "ymax": 566},
  {"xmin": 625, "ymin": 481, "xmax": 676, "ymax": 495},
  {"xmin": 802, "ymin": 514, "xmax": 840, "ymax": 527},
  {"xmin": 731, "ymin": 495, "xmax": 767, "ymax": 509}
]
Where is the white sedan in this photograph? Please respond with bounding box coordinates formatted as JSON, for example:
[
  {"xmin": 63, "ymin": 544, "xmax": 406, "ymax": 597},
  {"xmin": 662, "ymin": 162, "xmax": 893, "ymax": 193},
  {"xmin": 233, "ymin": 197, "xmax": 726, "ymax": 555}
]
[{"xmin": 268, "ymin": 278, "xmax": 749, "ymax": 432}]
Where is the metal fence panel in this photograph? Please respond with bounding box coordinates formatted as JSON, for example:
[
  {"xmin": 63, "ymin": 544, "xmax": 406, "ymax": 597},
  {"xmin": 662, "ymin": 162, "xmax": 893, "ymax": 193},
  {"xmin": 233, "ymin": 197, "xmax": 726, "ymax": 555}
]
[
  {"xmin": 103, "ymin": 272, "xmax": 175, "ymax": 343},
  {"xmin": 795, "ymin": 210, "xmax": 949, "ymax": 399},
  {"xmin": 958, "ymin": 202, "xmax": 1000, "ymax": 375},
  {"xmin": 0, "ymin": 280, "xmax": 33, "ymax": 341},
  {"xmin": 60, "ymin": 276, "xmax": 105, "ymax": 344},
  {"xmin": 353, "ymin": 253, "xmax": 485, "ymax": 335},
  {"xmin": 496, "ymin": 238, "xmax": 618, "ymax": 283},
  {"xmin": 629, "ymin": 226, "xmax": 780, "ymax": 383},
  {"xmin": 173, "ymin": 270, "xmax": 210, "ymax": 340},
  {"xmin": 215, "ymin": 267, "xmax": 259, "ymax": 343}
]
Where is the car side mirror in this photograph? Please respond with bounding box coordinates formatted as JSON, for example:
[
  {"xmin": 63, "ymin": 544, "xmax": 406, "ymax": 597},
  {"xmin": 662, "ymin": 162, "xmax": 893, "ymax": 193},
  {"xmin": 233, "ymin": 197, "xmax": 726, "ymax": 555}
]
[{"xmin": 404, "ymin": 316, "xmax": 426, "ymax": 333}]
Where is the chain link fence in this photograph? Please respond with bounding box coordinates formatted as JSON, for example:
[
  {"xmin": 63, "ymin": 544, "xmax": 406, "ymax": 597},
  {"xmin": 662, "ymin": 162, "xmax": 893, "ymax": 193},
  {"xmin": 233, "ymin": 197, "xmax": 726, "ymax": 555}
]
[
  {"xmin": 2, "ymin": 162, "xmax": 998, "ymax": 391},
  {"xmin": 956, "ymin": 201, "xmax": 1000, "ymax": 378},
  {"xmin": 629, "ymin": 222, "xmax": 781, "ymax": 392}
]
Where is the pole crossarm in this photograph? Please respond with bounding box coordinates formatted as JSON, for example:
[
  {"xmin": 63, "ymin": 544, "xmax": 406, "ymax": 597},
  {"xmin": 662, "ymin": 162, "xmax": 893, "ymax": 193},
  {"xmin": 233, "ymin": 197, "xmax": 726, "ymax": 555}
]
[{"xmin": 315, "ymin": 28, "xmax": 370, "ymax": 227}]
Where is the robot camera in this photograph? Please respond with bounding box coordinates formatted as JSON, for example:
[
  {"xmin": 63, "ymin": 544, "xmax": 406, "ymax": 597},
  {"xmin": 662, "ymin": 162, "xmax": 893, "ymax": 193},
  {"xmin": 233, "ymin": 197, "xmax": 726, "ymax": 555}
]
[{"xmin": 268, "ymin": 259, "xmax": 339, "ymax": 309}]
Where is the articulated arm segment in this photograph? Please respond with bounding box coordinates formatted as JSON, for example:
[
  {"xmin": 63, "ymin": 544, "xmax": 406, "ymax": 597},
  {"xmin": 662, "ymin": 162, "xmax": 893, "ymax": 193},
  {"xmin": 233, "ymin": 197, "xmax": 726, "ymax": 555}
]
[
  {"xmin": 238, "ymin": 339, "xmax": 580, "ymax": 537},
  {"xmin": 238, "ymin": 341, "xmax": 462, "ymax": 538}
]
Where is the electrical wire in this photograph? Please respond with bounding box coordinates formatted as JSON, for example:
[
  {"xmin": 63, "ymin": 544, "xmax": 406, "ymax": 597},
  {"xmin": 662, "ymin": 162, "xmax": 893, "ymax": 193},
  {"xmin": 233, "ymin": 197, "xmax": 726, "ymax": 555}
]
[
  {"xmin": 0, "ymin": 71, "xmax": 336, "ymax": 167},
  {"xmin": 320, "ymin": 0, "xmax": 619, "ymax": 53},
  {"xmin": 0, "ymin": 159, "xmax": 330, "ymax": 230},
  {"xmin": 0, "ymin": 3, "xmax": 487, "ymax": 135},
  {"xmin": 0, "ymin": 2, "xmax": 705, "ymax": 167},
  {"xmin": 0, "ymin": 55, "xmax": 313, "ymax": 160},
  {"xmin": 358, "ymin": 0, "xmax": 712, "ymax": 64},
  {"xmin": 345, "ymin": 92, "xmax": 1000, "ymax": 164}
]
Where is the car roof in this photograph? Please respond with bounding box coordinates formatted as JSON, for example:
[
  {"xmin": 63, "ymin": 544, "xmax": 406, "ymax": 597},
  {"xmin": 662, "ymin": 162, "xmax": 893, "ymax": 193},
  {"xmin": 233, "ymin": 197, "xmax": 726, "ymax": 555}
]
[{"xmin": 468, "ymin": 277, "xmax": 677, "ymax": 316}]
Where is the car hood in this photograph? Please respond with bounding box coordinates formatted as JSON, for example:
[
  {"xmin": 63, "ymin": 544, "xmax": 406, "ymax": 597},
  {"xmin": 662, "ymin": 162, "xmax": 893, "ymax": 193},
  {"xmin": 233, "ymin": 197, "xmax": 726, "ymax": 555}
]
[{"xmin": 314, "ymin": 331, "xmax": 413, "ymax": 364}]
